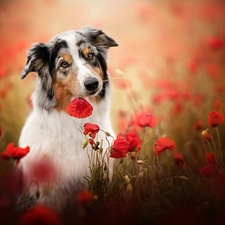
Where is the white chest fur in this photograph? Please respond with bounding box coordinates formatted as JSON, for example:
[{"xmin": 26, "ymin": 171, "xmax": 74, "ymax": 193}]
[{"xmin": 18, "ymin": 98, "xmax": 114, "ymax": 209}]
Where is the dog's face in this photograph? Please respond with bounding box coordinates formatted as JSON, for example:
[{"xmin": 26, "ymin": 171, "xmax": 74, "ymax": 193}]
[{"xmin": 21, "ymin": 27, "xmax": 118, "ymax": 110}]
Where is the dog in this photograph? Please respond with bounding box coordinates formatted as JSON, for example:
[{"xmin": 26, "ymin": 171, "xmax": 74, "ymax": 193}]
[{"xmin": 18, "ymin": 27, "xmax": 118, "ymax": 211}]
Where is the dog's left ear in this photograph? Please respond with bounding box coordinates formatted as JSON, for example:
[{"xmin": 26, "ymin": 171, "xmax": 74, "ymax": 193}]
[{"xmin": 81, "ymin": 26, "xmax": 118, "ymax": 59}]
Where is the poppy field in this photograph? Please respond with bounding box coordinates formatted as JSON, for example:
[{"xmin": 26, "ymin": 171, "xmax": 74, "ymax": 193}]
[{"xmin": 1, "ymin": 0, "xmax": 225, "ymax": 224}]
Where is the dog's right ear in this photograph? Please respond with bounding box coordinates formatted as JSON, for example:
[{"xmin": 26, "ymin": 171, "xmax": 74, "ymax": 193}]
[{"xmin": 21, "ymin": 43, "xmax": 49, "ymax": 79}]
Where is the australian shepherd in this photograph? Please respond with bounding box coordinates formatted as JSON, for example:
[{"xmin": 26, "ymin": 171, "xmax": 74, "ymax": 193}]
[{"xmin": 18, "ymin": 27, "xmax": 118, "ymax": 211}]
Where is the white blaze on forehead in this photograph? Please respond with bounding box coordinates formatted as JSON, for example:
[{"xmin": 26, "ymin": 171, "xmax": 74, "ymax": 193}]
[
  {"xmin": 57, "ymin": 31, "xmax": 92, "ymax": 77},
  {"xmin": 58, "ymin": 31, "xmax": 80, "ymax": 59},
  {"xmin": 55, "ymin": 31, "xmax": 100, "ymax": 93}
]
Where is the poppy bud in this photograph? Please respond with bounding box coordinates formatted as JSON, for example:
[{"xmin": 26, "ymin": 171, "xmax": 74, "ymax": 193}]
[
  {"xmin": 124, "ymin": 175, "xmax": 130, "ymax": 184},
  {"xmin": 82, "ymin": 139, "xmax": 89, "ymax": 149},
  {"xmin": 137, "ymin": 160, "xmax": 144, "ymax": 165},
  {"xmin": 126, "ymin": 183, "xmax": 133, "ymax": 192},
  {"xmin": 177, "ymin": 176, "xmax": 189, "ymax": 181},
  {"xmin": 105, "ymin": 132, "xmax": 111, "ymax": 137}
]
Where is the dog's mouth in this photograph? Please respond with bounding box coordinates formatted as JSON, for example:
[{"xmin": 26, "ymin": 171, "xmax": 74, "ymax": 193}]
[{"xmin": 86, "ymin": 88, "xmax": 100, "ymax": 96}]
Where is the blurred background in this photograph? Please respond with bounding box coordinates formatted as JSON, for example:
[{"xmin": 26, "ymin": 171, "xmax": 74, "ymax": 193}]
[{"xmin": 0, "ymin": 0, "xmax": 225, "ymax": 157}]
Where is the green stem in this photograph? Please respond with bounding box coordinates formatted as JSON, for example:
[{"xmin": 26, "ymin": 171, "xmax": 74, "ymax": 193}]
[
  {"xmin": 207, "ymin": 129, "xmax": 217, "ymax": 152},
  {"xmin": 203, "ymin": 139, "xmax": 214, "ymax": 153},
  {"xmin": 216, "ymin": 127, "xmax": 223, "ymax": 165},
  {"xmin": 166, "ymin": 150, "xmax": 171, "ymax": 178}
]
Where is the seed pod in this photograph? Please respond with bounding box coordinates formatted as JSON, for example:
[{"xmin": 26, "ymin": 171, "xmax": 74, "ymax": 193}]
[
  {"xmin": 82, "ymin": 139, "xmax": 89, "ymax": 149},
  {"xmin": 177, "ymin": 176, "xmax": 189, "ymax": 181}
]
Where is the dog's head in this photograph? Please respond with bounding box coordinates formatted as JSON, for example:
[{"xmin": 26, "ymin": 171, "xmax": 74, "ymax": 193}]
[{"xmin": 21, "ymin": 27, "xmax": 118, "ymax": 110}]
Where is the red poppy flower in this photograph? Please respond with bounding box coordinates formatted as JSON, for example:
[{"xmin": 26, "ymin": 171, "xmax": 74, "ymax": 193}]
[
  {"xmin": 130, "ymin": 112, "xmax": 157, "ymax": 129},
  {"xmin": 206, "ymin": 152, "xmax": 216, "ymax": 164},
  {"xmin": 214, "ymin": 99, "xmax": 222, "ymax": 111},
  {"xmin": 138, "ymin": 113, "xmax": 158, "ymax": 128},
  {"xmin": 125, "ymin": 131, "xmax": 142, "ymax": 153},
  {"xmin": 200, "ymin": 166, "xmax": 213, "ymax": 177},
  {"xmin": 88, "ymin": 139, "xmax": 100, "ymax": 150},
  {"xmin": 19, "ymin": 204, "xmax": 62, "ymax": 225},
  {"xmin": 206, "ymin": 63, "xmax": 219, "ymax": 78},
  {"xmin": 66, "ymin": 97, "xmax": 93, "ymax": 119},
  {"xmin": 187, "ymin": 59, "xmax": 198, "ymax": 74},
  {"xmin": 208, "ymin": 110, "xmax": 224, "ymax": 128},
  {"xmin": 1, "ymin": 143, "xmax": 29, "ymax": 160},
  {"xmin": 153, "ymin": 137, "xmax": 176, "ymax": 156},
  {"xmin": 194, "ymin": 120, "xmax": 204, "ymax": 131},
  {"xmin": 173, "ymin": 152, "xmax": 186, "ymax": 168},
  {"xmin": 29, "ymin": 157, "xmax": 57, "ymax": 184},
  {"xmin": 110, "ymin": 134, "xmax": 129, "ymax": 158},
  {"xmin": 76, "ymin": 190, "xmax": 93, "ymax": 204},
  {"xmin": 83, "ymin": 123, "xmax": 100, "ymax": 138},
  {"xmin": 118, "ymin": 118, "xmax": 127, "ymax": 133},
  {"xmin": 206, "ymin": 36, "xmax": 223, "ymax": 50}
]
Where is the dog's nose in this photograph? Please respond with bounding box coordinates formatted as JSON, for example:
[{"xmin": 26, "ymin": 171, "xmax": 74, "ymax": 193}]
[{"xmin": 84, "ymin": 78, "xmax": 99, "ymax": 91}]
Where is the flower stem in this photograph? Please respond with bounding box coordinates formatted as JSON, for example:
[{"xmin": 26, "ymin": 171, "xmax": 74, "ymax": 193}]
[
  {"xmin": 116, "ymin": 69, "xmax": 138, "ymax": 108},
  {"xmin": 216, "ymin": 127, "xmax": 223, "ymax": 165}
]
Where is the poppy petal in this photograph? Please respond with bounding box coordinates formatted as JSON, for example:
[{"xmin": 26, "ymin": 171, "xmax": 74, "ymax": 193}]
[{"xmin": 66, "ymin": 97, "xmax": 93, "ymax": 119}]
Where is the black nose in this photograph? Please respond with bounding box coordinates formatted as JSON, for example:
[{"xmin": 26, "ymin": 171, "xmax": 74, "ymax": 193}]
[{"xmin": 84, "ymin": 78, "xmax": 99, "ymax": 91}]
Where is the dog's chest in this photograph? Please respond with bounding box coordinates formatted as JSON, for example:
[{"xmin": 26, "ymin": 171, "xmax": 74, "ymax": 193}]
[{"xmin": 19, "ymin": 108, "xmax": 111, "ymax": 183}]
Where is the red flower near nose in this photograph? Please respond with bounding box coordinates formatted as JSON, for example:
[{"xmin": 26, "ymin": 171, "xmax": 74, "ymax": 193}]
[
  {"xmin": 83, "ymin": 123, "xmax": 100, "ymax": 138},
  {"xmin": 153, "ymin": 137, "xmax": 176, "ymax": 156},
  {"xmin": 1, "ymin": 143, "xmax": 29, "ymax": 161},
  {"xmin": 208, "ymin": 110, "xmax": 224, "ymax": 128},
  {"xmin": 66, "ymin": 97, "xmax": 93, "ymax": 118},
  {"xmin": 110, "ymin": 134, "xmax": 129, "ymax": 158},
  {"xmin": 125, "ymin": 131, "xmax": 142, "ymax": 153}
]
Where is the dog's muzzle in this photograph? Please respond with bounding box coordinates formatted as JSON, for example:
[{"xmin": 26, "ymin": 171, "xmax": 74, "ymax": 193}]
[{"xmin": 84, "ymin": 77, "xmax": 100, "ymax": 95}]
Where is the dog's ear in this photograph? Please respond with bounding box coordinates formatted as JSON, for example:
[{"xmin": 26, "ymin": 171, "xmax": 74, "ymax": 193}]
[
  {"xmin": 81, "ymin": 26, "xmax": 118, "ymax": 59},
  {"xmin": 21, "ymin": 43, "xmax": 55, "ymax": 101},
  {"xmin": 20, "ymin": 43, "xmax": 50, "ymax": 79}
]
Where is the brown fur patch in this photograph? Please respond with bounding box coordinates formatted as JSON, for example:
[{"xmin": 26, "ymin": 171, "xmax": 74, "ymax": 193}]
[
  {"xmin": 87, "ymin": 63, "xmax": 104, "ymax": 80},
  {"xmin": 53, "ymin": 71, "xmax": 81, "ymax": 110},
  {"xmin": 81, "ymin": 46, "xmax": 90, "ymax": 58},
  {"xmin": 61, "ymin": 53, "xmax": 73, "ymax": 64}
]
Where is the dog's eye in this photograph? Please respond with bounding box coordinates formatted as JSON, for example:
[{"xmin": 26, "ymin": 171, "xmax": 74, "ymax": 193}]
[
  {"xmin": 60, "ymin": 61, "xmax": 69, "ymax": 68},
  {"xmin": 87, "ymin": 52, "xmax": 95, "ymax": 60}
]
